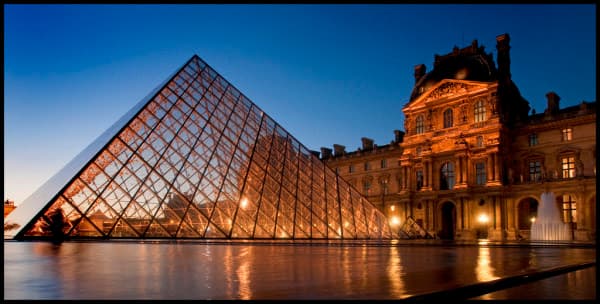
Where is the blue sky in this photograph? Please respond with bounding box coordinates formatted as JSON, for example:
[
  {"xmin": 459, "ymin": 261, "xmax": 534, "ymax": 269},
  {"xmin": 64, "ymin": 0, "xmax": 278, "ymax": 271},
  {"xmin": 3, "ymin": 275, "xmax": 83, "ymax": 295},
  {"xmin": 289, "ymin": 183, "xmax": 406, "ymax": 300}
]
[{"xmin": 4, "ymin": 4, "xmax": 596, "ymax": 205}]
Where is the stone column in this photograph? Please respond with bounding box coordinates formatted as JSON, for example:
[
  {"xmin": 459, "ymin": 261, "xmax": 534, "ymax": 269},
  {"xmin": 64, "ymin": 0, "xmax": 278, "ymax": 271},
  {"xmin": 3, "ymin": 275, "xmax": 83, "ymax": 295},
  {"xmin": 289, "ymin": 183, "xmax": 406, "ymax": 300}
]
[
  {"xmin": 463, "ymin": 157, "xmax": 468, "ymax": 184},
  {"xmin": 577, "ymin": 191, "xmax": 585, "ymax": 228},
  {"xmin": 423, "ymin": 161, "xmax": 428, "ymax": 188},
  {"xmin": 494, "ymin": 152, "xmax": 501, "ymax": 181},
  {"xmin": 464, "ymin": 199, "xmax": 470, "ymax": 229},
  {"xmin": 487, "ymin": 155, "xmax": 494, "ymax": 182},
  {"xmin": 457, "ymin": 156, "xmax": 463, "ymax": 184},
  {"xmin": 424, "ymin": 199, "xmax": 429, "ymax": 230},
  {"xmin": 460, "ymin": 198, "xmax": 464, "ymax": 229},
  {"xmin": 495, "ymin": 197, "xmax": 502, "ymax": 230},
  {"xmin": 428, "ymin": 160, "xmax": 433, "ymax": 189},
  {"xmin": 505, "ymin": 198, "xmax": 517, "ymax": 240},
  {"xmin": 404, "ymin": 166, "xmax": 410, "ymax": 189},
  {"xmin": 401, "ymin": 166, "xmax": 406, "ymax": 189}
]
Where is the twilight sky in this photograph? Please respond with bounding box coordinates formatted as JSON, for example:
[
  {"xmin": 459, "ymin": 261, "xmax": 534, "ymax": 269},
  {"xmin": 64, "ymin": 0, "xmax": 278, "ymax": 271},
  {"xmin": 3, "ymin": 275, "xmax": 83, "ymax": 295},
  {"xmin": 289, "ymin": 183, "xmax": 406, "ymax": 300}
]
[{"xmin": 4, "ymin": 4, "xmax": 596, "ymax": 205}]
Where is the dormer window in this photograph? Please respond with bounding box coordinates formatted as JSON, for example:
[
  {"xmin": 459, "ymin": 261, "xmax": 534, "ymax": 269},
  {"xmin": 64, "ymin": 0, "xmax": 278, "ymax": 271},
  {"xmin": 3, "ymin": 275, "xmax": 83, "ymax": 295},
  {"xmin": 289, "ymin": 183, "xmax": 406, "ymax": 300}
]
[
  {"xmin": 529, "ymin": 133, "xmax": 538, "ymax": 146},
  {"xmin": 562, "ymin": 128, "xmax": 572, "ymax": 141}
]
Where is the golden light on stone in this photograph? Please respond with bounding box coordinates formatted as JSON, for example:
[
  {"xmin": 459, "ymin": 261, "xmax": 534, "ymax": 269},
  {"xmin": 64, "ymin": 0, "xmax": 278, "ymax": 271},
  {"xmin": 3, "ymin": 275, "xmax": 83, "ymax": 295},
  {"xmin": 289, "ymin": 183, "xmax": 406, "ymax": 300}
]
[
  {"xmin": 477, "ymin": 214, "xmax": 489, "ymax": 224},
  {"xmin": 390, "ymin": 216, "xmax": 400, "ymax": 226}
]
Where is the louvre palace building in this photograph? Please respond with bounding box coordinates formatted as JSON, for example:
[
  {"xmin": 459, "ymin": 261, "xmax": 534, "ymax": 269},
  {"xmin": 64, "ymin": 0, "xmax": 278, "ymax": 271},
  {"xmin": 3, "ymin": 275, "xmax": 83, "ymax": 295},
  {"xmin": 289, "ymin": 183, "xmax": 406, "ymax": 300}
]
[{"xmin": 322, "ymin": 33, "xmax": 596, "ymax": 242}]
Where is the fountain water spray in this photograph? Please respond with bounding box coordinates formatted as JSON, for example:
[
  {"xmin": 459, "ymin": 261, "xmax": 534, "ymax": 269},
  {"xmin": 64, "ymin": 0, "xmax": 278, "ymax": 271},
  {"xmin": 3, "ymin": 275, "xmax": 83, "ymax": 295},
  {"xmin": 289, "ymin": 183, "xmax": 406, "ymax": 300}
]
[{"xmin": 530, "ymin": 191, "xmax": 571, "ymax": 241}]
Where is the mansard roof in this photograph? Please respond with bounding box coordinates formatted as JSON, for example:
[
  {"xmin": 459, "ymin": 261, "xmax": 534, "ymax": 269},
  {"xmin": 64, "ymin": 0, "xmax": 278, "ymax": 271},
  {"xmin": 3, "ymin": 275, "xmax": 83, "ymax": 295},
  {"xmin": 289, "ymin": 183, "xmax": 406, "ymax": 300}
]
[
  {"xmin": 408, "ymin": 40, "xmax": 498, "ymax": 103},
  {"xmin": 527, "ymin": 100, "xmax": 597, "ymax": 124}
]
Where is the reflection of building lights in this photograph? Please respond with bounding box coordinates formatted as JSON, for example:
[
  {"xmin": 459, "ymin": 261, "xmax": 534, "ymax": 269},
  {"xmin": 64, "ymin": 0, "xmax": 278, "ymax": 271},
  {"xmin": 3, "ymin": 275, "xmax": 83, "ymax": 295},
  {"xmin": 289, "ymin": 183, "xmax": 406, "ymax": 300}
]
[
  {"xmin": 344, "ymin": 221, "xmax": 349, "ymax": 228},
  {"xmin": 390, "ymin": 216, "xmax": 400, "ymax": 226},
  {"xmin": 530, "ymin": 217, "xmax": 536, "ymax": 223},
  {"xmin": 477, "ymin": 214, "xmax": 489, "ymax": 224},
  {"xmin": 240, "ymin": 197, "xmax": 248, "ymax": 209},
  {"xmin": 390, "ymin": 205, "xmax": 395, "ymax": 211}
]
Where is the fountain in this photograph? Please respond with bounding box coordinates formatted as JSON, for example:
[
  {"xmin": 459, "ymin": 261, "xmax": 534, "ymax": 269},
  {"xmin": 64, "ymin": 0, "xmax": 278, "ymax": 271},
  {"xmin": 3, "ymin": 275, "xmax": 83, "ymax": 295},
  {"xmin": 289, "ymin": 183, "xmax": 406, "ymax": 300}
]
[{"xmin": 530, "ymin": 191, "xmax": 571, "ymax": 241}]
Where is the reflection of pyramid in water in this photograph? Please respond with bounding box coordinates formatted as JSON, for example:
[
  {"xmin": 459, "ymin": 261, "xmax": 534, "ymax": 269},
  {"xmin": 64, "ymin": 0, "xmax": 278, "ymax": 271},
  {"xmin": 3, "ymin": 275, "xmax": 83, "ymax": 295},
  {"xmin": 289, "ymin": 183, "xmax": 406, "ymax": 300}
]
[{"xmin": 7, "ymin": 55, "xmax": 393, "ymax": 240}]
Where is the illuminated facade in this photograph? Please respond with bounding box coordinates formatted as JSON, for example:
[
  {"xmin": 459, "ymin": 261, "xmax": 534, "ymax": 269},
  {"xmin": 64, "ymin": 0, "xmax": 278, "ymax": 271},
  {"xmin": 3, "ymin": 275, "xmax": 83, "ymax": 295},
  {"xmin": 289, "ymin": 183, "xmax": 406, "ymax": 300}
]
[
  {"xmin": 4, "ymin": 55, "xmax": 393, "ymax": 240},
  {"xmin": 324, "ymin": 34, "xmax": 596, "ymax": 241}
]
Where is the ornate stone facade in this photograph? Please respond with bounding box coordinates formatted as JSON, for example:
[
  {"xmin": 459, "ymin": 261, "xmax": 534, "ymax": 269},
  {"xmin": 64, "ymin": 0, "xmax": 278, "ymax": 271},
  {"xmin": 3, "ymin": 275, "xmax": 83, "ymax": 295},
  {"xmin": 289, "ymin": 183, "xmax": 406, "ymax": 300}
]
[{"xmin": 323, "ymin": 34, "xmax": 596, "ymax": 242}]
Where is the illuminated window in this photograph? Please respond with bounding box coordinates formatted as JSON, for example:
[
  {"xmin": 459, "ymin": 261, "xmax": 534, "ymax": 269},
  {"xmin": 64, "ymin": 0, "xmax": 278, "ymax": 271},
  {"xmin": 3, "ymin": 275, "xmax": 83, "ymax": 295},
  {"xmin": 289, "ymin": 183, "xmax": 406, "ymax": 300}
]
[
  {"xmin": 476, "ymin": 136, "xmax": 484, "ymax": 148},
  {"xmin": 416, "ymin": 170, "xmax": 423, "ymax": 190},
  {"xmin": 381, "ymin": 159, "xmax": 387, "ymax": 169},
  {"xmin": 349, "ymin": 165, "xmax": 355, "ymax": 173},
  {"xmin": 416, "ymin": 115, "xmax": 424, "ymax": 134},
  {"xmin": 476, "ymin": 162, "xmax": 486, "ymax": 185},
  {"xmin": 474, "ymin": 100, "xmax": 486, "ymax": 122},
  {"xmin": 560, "ymin": 194, "xmax": 577, "ymax": 228},
  {"xmin": 364, "ymin": 162, "xmax": 370, "ymax": 171},
  {"xmin": 443, "ymin": 109, "xmax": 453, "ymax": 128},
  {"xmin": 562, "ymin": 128, "xmax": 572, "ymax": 141},
  {"xmin": 440, "ymin": 162, "xmax": 455, "ymax": 190},
  {"xmin": 561, "ymin": 156, "xmax": 576, "ymax": 179},
  {"xmin": 529, "ymin": 133, "xmax": 538, "ymax": 146},
  {"xmin": 529, "ymin": 160, "xmax": 542, "ymax": 182}
]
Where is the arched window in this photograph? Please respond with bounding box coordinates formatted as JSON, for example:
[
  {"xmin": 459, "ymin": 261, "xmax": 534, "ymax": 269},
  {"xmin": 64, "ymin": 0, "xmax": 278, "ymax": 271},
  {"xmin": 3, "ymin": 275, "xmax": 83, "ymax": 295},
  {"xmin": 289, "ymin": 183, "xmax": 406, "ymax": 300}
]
[
  {"xmin": 474, "ymin": 99, "xmax": 486, "ymax": 122},
  {"xmin": 440, "ymin": 162, "xmax": 455, "ymax": 190},
  {"xmin": 443, "ymin": 109, "xmax": 453, "ymax": 128},
  {"xmin": 416, "ymin": 115, "xmax": 424, "ymax": 134}
]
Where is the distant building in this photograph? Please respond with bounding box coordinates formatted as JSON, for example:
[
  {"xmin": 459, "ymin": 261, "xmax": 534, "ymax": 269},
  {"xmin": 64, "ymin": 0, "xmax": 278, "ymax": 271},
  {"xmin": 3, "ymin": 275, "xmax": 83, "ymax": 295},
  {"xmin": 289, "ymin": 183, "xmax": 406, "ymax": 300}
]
[
  {"xmin": 323, "ymin": 34, "xmax": 596, "ymax": 242},
  {"xmin": 4, "ymin": 199, "xmax": 16, "ymax": 218}
]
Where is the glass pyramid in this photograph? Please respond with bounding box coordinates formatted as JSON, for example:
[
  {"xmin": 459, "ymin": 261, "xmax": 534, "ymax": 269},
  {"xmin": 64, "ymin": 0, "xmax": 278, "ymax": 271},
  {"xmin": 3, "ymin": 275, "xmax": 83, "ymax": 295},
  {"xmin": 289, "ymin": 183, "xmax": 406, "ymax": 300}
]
[{"xmin": 5, "ymin": 55, "xmax": 393, "ymax": 240}]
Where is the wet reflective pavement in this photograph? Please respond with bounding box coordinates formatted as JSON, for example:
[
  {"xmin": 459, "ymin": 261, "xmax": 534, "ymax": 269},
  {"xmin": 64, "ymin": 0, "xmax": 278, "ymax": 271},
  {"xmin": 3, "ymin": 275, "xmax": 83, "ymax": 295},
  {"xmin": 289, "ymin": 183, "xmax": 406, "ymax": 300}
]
[
  {"xmin": 472, "ymin": 266, "xmax": 596, "ymax": 300},
  {"xmin": 3, "ymin": 240, "xmax": 596, "ymax": 300}
]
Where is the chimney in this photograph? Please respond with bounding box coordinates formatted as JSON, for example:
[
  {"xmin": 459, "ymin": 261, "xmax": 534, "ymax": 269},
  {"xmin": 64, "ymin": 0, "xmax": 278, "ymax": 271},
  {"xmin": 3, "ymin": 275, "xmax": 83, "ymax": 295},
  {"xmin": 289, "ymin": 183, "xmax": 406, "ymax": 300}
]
[
  {"xmin": 414, "ymin": 64, "xmax": 426, "ymax": 84},
  {"xmin": 361, "ymin": 137, "xmax": 374, "ymax": 150},
  {"xmin": 333, "ymin": 144, "xmax": 346, "ymax": 156},
  {"xmin": 320, "ymin": 147, "xmax": 332, "ymax": 159},
  {"xmin": 393, "ymin": 130, "xmax": 405, "ymax": 143},
  {"xmin": 496, "ymin": 33, "xmax": 511, "ymax": 82},
  {"xmin": 545, "ymin": 92, "xmax": 560, "ymax": 115}
]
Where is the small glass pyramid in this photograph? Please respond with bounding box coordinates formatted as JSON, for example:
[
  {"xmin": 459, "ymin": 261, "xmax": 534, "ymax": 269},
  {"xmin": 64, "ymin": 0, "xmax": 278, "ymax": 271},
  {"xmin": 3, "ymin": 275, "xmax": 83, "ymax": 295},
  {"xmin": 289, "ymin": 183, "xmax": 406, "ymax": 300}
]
[{"xmin": 6, "ymin": 55, "xmax": 393, "ymax": 240}]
